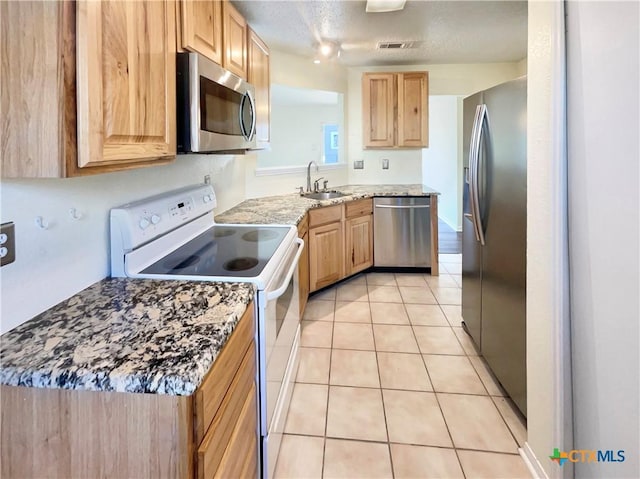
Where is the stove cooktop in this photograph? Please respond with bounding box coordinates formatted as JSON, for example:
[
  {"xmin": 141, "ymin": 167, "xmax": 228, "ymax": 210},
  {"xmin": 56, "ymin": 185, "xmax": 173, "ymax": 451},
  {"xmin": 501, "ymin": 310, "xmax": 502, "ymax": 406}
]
[{"xmin": 141, "ymin": 224, "xmax": 291, "ymax": 278}]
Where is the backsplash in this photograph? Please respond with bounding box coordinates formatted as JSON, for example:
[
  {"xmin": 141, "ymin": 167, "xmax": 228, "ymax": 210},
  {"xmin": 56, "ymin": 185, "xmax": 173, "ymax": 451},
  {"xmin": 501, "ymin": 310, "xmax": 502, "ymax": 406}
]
[{"xmin": 0, "ymin": 154, "xmax": 245, "ymax": 334}]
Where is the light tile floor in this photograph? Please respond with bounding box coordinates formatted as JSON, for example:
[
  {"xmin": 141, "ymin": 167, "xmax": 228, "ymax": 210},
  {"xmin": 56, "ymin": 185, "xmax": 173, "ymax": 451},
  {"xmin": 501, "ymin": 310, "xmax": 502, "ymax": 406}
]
[{"xmin": 274, "ymin": 254, "xmax": 531, "ymax": 479}]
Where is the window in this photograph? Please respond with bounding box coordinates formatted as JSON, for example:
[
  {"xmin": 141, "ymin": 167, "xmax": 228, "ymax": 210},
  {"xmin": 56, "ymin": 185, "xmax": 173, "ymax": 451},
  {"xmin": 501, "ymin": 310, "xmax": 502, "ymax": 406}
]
[{"xmin": 323, "ymin": 124, "xmax": 339, "ymax": 164}]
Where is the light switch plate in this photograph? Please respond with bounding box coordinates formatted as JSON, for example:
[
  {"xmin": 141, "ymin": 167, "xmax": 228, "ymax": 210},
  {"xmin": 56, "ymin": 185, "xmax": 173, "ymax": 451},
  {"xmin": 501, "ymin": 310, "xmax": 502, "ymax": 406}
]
[
  {"xmin": 382, "ymin": 158, "xmax": 390, "ymax": 169},
  {"xmin": 354, "ymin": 160, "xmax": 364, "ymax": 169},
  {"xmin": 0, "ymin": 222, "xmax": 16, "ymax": 266}
]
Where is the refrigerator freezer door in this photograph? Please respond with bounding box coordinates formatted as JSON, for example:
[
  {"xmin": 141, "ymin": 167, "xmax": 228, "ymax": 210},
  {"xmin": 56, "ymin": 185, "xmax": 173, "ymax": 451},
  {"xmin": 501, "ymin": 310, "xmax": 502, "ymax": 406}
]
[
  {"xmin": 479, "ymin": 77, "xmax": 527, "ymax": 416},
  {"xmin": 462, "ymin": 92, "xmax": 484, "ymax": 346}
]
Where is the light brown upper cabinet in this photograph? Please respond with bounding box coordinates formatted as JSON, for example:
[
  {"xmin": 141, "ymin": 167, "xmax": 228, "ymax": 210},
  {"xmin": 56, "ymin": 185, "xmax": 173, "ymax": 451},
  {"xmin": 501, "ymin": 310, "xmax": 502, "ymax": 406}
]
[
  {"xmin": 178, "ymin": 1, "xmax": 248, "ymax": 80},
  {"xmin": 362, "ymin": 71, "xmax": 429, "ymax": 148},
  {"xmin": 222, "ymin": 1, "xmax": 248, "ymax": 79},
  {"xmin": 247, "ymin": 28, "xmax": 270, "ymax": 149},
  {"xmin": 0, "ymin": 1, "xmax": 176, "ymax": 178},
  {"xmin": 180, "ymin": 0, "xmax": 223, "ymax": 64},
  {"xmin": 77, "ymin": 0, "xmax": 177, "ymax": 168}
]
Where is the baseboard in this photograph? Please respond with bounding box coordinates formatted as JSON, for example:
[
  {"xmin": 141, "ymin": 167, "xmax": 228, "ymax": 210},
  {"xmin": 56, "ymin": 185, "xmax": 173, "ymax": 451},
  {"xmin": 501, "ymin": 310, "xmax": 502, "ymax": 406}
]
[
  {"xmin": 438, "ymin": 215, "xmax": 462, "ymax": 232},
  {"xmin": 521, "ymin": 443, "xmax": 549, "ymax": 479}
]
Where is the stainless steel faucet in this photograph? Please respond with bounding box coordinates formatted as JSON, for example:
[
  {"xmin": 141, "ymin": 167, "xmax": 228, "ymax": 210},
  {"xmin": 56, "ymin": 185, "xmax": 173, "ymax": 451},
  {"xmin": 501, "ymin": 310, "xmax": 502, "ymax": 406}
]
[{"xmin": 306, "ymin": 161, "xmax": 319, "ymax": 192}]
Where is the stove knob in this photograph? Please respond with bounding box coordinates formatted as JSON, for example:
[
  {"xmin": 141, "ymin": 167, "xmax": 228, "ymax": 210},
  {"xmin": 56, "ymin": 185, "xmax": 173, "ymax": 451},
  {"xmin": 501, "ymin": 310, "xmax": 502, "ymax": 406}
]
[
  {"xmin": 151, "ymin": 214, "xmax": 161, "ymax": 225},
  {"xmin": 139, "ymin": 217, "xmax": 150, "ymax": 229},
  {"xmin": 203, "ymin": 194, "xmax": 212, "ymax": 203}
]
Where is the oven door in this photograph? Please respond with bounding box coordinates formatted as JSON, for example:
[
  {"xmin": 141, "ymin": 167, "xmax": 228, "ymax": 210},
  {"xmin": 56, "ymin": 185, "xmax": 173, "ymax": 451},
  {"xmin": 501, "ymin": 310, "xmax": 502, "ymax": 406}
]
[{"xmin": 257, "ymin": 238, "xmax": 303, "ymax": 479}]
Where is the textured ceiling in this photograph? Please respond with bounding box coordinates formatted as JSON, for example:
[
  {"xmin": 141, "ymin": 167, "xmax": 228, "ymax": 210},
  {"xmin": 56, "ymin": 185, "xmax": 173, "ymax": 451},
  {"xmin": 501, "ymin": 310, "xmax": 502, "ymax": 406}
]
[{"xmin": 232, "ymin": 0, "xmax": 528, "ymax": 67}]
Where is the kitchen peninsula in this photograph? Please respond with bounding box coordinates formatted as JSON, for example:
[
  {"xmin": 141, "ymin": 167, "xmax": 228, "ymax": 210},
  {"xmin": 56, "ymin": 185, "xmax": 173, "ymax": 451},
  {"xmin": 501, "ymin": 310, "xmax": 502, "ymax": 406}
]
[{"xmin": 0, "ymin": 279, "xmax": 257, "ymax": 478}]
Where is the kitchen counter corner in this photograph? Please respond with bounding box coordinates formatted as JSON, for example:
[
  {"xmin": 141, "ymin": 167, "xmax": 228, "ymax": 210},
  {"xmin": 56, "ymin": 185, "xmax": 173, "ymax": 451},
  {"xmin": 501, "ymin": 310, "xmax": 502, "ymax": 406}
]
[
  {"xmin": 0, "ymin": 278, "xmax": 254, "ymax": 396},
  {"xmin": 215, "ymin": 183, "xmax": 440, "ymax": 225}
]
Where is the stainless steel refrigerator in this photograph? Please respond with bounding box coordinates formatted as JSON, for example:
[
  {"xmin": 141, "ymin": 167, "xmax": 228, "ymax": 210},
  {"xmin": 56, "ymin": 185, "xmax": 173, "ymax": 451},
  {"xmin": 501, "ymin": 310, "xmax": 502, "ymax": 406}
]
[{"xmin": 461, "ymin": 76, "xmax": 527, "ymax": 416}]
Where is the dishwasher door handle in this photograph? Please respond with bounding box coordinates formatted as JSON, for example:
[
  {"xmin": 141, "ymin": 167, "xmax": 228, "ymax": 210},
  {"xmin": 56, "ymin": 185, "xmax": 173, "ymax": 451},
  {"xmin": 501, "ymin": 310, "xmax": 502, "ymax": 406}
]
[{"xmin": 374, "ymin": 204, "xmax": 431, "ymax": 209}]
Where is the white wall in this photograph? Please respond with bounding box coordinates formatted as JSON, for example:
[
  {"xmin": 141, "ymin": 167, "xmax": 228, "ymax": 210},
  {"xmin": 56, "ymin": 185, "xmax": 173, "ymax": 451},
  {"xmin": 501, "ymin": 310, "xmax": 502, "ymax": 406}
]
[
  {"xmin": 566, "ymin": 2, "xmax": 639, "ymax": 478},
  {"xmin": 244, "ymin": 155, "xmax": 349, "ymax": 199},
  {"xmin": 526, "ymin": 2, "xmax": 573, "ymax": 478},
  {"xmin": 421, "ymin": 96, "xmax": 461, "ymax": 230},
  {"xmin": 243, "ymin": 49, "xmax": 350, "ymax": 197},
  {"xmin": 0, "ymin": 155, "xmax": 246, "ymax": 334},
  {"xmin": 258, "ymin": 104, "xmax": 341, "ymax": 168}
]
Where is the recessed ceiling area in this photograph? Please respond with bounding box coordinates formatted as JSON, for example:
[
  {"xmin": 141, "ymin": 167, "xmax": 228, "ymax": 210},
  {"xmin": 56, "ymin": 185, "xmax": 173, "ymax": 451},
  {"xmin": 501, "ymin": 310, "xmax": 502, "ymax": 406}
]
[{"xmin": 232, "ymin": 0, "xmax": 527, "ymax": 66}]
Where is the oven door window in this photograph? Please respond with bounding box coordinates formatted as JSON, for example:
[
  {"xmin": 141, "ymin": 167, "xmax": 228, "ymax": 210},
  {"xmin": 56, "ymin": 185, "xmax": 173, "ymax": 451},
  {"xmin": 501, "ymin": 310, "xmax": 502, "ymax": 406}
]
[{"xmin": 200, "ymin": 76, "xmax": 243, "ymax": 135}]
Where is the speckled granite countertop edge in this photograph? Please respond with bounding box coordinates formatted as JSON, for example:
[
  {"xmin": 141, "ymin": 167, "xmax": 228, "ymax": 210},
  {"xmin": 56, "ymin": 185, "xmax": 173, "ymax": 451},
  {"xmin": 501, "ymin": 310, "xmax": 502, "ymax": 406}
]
[
  {"xmin": 216, "ymin": 184, "xmax": 440, "ymax": 226},
  {"xmin": 0, "ymin": 279, "xmax": 255, "ymax": 396}
]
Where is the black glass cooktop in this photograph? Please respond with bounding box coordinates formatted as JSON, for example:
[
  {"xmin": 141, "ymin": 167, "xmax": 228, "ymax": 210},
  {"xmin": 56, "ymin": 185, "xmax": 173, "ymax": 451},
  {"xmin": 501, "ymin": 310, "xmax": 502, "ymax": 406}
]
[{"xmin": 141, "ymin": 224, "xmax": 290, "ymax": 278}]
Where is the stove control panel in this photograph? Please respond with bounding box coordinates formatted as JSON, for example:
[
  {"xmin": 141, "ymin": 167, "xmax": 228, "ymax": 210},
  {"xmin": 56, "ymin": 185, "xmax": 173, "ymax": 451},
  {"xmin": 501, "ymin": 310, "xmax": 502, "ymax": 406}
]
[{"xmin": 110, "ymin": 184, "xmax": 217, "ymax": 255}]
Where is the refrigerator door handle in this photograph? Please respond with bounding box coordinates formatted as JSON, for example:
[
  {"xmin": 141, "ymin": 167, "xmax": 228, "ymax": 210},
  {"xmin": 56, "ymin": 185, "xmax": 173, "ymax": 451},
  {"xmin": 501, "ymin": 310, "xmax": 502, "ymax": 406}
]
[
  {"xmin": 470, "ymin": 104, "xmax": 487, "ymax": 246},
  {"xmin": 468, "ymin": 106, "xmax": 483, "ymax": 243}
]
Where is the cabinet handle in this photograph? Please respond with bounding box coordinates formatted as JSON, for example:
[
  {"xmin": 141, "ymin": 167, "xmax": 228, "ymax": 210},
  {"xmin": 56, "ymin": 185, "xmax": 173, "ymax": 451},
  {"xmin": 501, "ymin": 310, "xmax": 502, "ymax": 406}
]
[{"xmin": 352, "ymin": 249, "xmax": 355, "ymax": 265}]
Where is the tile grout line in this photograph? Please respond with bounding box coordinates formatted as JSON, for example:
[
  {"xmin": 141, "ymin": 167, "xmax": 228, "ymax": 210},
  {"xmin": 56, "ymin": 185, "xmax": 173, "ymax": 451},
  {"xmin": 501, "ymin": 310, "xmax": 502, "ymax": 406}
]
[
  {"xmin": 320, "ymin": 293, "xmax": 337, "ymax": 479},
  {"xmin": 407, "ymin": 281, "xmax": 469, "ymax": 479},
  {"xmin": 366, "ymin": 274, "xmax": 395, "ymax": 478}
]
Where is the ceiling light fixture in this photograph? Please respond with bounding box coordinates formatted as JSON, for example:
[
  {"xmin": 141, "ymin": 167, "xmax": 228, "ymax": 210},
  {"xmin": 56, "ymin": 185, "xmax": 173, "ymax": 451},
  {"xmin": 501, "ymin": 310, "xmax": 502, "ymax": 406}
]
[
  {"xmin": 313, "ymin": 40, "xmax": 340, "ymax": 64},
  {"xmin": 365, "ymin": 0, "xmax": 406, "ymax": 13}
]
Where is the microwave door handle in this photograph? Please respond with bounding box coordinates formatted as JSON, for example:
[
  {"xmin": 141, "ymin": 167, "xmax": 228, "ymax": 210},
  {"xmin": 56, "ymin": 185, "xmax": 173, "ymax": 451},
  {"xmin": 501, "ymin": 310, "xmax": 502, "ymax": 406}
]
[
  {"xmin": 239, "ymin": 93, "xmax": 249, "ymax": 140},
  {"xmin": 247, "ymin": 91, "xmax": 257, "ymax": 140},
  {"xmin": 265, "ymin": 238, "xmax": 304, "ymax": 302},
  {"xmin": 239, "ymin": 91, "xmax": 256, "ymax": 141}
]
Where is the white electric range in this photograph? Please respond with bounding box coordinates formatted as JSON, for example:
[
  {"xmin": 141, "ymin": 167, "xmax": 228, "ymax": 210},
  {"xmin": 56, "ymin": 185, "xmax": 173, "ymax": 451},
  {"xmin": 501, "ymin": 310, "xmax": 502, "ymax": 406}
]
[{"xmin": 110, "ymin": 184, "xmax": 303, "ymax": 479}]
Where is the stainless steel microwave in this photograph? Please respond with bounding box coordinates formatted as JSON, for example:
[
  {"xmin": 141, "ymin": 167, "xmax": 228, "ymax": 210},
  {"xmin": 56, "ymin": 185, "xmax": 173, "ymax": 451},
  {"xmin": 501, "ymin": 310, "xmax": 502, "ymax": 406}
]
[{"xmin": 176, "ymin": 53, "xmax": 256, "ymax": 153}]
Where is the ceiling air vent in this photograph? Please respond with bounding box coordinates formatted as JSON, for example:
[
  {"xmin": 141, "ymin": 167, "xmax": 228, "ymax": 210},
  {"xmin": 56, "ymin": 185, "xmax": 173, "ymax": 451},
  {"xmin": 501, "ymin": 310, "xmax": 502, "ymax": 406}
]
[{"xmin": 377, "ymin": 41, "xmax": 418, "ymax": 50}]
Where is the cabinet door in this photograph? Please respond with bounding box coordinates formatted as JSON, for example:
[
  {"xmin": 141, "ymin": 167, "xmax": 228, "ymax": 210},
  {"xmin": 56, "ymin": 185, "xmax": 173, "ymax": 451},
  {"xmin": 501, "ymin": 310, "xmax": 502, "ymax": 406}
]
[
  {"xmin": 222, "ymin": 0, "xmax": 247, "ymax": 79},
  {"xmin": 362, "ymin": 73, "xmax": 395, "ymax": 148},
  {"xmin": 346, "ymin": 215, "xmax": 373, "ymax": 276},
  {"xmin": 397, "ymin": 72, "xmax": 429, "ymax": 147},
  {"xmin": 181, "ymin": 0, "xmax": 223, "ymax": 64},
  {"xmin": 309, "ymin": 222, "xmax": 344, "ymax": 292},
  {"xmin": 248, "ymin": 28, "xmax": 270, "ymax": 148},
  {"xmin": 76, "ymin": 0, "xmax": 176, "ymax": 168}
]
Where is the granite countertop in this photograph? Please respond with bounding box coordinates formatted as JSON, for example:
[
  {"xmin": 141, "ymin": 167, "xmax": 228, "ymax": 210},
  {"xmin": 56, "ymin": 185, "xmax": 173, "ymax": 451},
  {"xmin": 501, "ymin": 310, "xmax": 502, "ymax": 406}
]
[
  {"xmin": 0, "ymin": 278, "xmax": 254, "ymax": 396},
  {"xmin": 216, "ymin": 184, "xmax": 439, "ymax": 225}
]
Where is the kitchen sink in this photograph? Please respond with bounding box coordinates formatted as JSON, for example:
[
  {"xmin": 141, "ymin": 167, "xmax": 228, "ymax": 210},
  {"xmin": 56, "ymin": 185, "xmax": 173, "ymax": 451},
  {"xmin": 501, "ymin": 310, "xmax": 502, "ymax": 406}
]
[{"xmin": 301, "ymin": 191, "xmax": 347, "ymax": 200}]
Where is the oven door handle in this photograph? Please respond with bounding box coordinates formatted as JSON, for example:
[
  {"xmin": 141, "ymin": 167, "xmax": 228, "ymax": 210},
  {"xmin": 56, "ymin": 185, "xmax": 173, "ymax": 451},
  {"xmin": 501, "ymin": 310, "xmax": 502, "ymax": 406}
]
[{"xmin": 265, "ymin": 238, "xmax": 304, "ymax": 302}]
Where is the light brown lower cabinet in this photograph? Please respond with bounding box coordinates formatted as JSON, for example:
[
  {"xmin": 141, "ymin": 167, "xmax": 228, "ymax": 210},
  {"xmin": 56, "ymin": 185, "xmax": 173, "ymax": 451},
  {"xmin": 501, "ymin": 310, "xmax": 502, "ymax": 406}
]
[
  {"xmin": 345, "ymin": 215, "xmax": 374, "ymax": 276},
  {"xmin": 345, "ymin": 199, "xmax": 374, "ymax": 277},
  {"xmin": 0, "ymin": 304, "xmax": 257, "ymax": 479},
  {"xmin": 309, "ymin": 221, "xmax": 344, "ymax": 292}
]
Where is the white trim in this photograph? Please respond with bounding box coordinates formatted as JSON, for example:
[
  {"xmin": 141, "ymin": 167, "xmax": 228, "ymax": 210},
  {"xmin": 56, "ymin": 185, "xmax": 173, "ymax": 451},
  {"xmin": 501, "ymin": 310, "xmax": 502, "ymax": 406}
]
[
  {"xmin": 438, "ymin": 215, "xmax": 462, "ymax": 232},
  {"xmin": 521, "ymin": 443, "xmax": 550, "ymax": 479},
  {"xmin": 254, "ymin": 163, "xmax": 347, "ymax": 177},
  {"xmin": 548, "ymin": 3, "xmax": 574, "ymax": 479},
  {"xmin": 526, "ymin": 2, "xmax": 573, "ymax": 479}
]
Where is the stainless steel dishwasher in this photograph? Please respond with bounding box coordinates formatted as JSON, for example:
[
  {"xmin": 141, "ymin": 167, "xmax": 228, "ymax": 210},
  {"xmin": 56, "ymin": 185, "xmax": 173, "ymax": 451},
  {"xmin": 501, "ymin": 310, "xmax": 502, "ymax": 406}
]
[{"xmin": 373, "ymin": 197, "xmax": 431, "ymax": 267}]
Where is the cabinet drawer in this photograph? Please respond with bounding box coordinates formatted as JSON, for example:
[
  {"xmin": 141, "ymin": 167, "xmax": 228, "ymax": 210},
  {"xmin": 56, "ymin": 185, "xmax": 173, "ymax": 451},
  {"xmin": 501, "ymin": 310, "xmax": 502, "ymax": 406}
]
[
  {"xmin": 194, "ymin": 305, "xmax": 254, "ymax": 444},
  {"xmin": 345, "ymin": 199, "xmax": 373, "ymax": 218},
  {"xmin": 213, "ymin": 383, "xmax": 258, "ymax": 479},
  {"xmin": 309, "ymin": 205, "xmax": 343, "ymax": 227},
  {"xmin": 197, "ymin": 342, "xmax": 256, "ymax": 479}
]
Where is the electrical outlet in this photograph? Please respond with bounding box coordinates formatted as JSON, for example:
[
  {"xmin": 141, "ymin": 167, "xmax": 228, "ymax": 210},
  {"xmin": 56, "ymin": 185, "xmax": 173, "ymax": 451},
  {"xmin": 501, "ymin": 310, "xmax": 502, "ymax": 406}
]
[
  {"xmin": 354, "ymin": 160, "xmax": 364, "ymax": 169},
  {"xmin": 382, "ymin": 158, "xmax": 390, "ymax": 170},
  {"xmin": 0, "ymin": 222, "xmax": 16, "ymax": 266}
]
